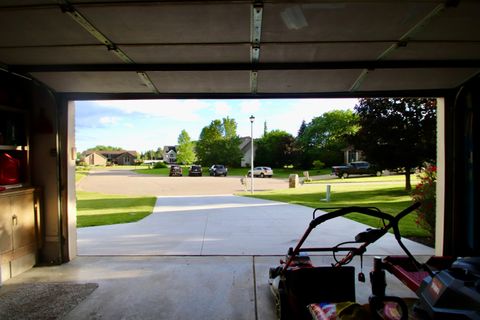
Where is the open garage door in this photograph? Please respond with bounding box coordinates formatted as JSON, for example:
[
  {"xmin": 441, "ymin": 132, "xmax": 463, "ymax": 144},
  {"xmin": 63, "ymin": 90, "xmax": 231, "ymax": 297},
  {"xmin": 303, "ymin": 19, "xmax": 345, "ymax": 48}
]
[{"xmin": 0, "ymin": 0, "xmax": 479, "ymax": 267}]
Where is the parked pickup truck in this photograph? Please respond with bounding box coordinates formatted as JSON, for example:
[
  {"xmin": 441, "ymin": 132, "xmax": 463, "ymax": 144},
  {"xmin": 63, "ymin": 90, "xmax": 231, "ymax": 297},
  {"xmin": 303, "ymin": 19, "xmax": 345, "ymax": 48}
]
[{"xmin": 331, "ymin": 161, "xmax": 382, "ymax": 178}]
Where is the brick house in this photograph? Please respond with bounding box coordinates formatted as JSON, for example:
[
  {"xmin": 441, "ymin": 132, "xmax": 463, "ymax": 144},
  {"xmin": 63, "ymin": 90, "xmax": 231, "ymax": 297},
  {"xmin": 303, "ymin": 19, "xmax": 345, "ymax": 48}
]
[{"xmin": 83, "ymin": 150, "xmax": 138, "ymax": 165}]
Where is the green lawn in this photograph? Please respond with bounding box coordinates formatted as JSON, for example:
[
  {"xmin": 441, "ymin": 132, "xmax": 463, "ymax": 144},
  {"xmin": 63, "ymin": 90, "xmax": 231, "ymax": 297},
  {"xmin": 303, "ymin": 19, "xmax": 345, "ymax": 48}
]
[
  {"xmin": 228, "ymin": 167, "xmax": 330, "ymax": 178},
  {"xmin": 309, "ymin": 174, "xmax": 420, "ymax": 184},
  {"xmin": 75, "ymin": 167, "xmax": 90, "ymax": 182},
  {"xmin": 76, "ymin": 191, "xmax": 156, "ymax": 227},
  {"xmin": 135, "ymin": 167, "xmax": 171, "ymax": 176},
  {"xmin": 239, "ymin": 180, "xmax": 430, "ymax": 240}
]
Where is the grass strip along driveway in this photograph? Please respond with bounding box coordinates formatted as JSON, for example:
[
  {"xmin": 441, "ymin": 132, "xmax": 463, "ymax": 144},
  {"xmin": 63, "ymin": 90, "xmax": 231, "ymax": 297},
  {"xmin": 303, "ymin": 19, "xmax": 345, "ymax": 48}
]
[
  {"xmin": 77, "ymin": 191, "xmax": 156, "ymax": 227},
  {"xmin": 239, "ymin": 175, "xmax": 431, "ymax": 243}
]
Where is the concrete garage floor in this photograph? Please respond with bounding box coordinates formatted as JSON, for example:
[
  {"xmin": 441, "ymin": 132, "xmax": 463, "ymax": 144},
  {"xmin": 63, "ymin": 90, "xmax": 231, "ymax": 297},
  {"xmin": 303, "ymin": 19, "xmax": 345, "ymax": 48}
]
[{"xmin": 5, "ymin": 255, "xmax": 423, "ymax": 320}]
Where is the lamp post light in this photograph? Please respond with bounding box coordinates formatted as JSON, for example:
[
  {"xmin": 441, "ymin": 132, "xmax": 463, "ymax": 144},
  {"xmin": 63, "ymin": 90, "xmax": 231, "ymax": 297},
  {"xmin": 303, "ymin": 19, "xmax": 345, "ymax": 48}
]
[{"xmin": 249, "ymin": 115, "xmax": 255, "ymax": 194}]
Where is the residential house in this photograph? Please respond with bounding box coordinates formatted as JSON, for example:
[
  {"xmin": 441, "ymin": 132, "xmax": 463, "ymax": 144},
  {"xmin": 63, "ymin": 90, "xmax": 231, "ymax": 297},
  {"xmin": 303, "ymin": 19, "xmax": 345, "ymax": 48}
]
[
  {"xmin": 239, "ymin": 137, "xmax": 256, "ymax": 167},
  {"xmin": 114, "ymin": 151, "xmax": 137, "ymax": 165},
  {"xmin": 163, "ymin": 146, "xmax": 177, "ymax": 164},
  {"xmin": 83, "ymin": 152, "xmax": 107, "ymax": 166},
  {"xmin": 83, "ymin": 150, "xmax": 138, "ymax": 165},
  {"xmin": 342, "ymin": 146, "xmax": 365, "ymax": 164}
]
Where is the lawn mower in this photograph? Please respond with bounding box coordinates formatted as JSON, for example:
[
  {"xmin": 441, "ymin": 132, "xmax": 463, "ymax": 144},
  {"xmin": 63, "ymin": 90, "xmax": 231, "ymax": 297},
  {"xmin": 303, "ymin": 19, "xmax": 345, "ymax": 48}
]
[{"xmin": 268, "ymin": 203, "xmax": 480, "ymax": 319}]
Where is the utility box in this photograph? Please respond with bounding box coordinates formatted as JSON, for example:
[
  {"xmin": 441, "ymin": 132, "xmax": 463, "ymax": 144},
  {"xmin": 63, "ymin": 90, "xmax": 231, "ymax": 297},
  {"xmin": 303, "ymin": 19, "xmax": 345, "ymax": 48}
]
[{"xmin": 289, "ymin": 174, "xmax": 299, "ymax": 188}]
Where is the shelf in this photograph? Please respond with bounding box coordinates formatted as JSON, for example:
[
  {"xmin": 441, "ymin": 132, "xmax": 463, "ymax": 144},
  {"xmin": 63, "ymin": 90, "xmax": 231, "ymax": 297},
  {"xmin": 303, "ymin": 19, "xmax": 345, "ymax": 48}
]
[
  {"xmin": 0, "ymin": 104, "xmax": 27, "ymax": 113},
  {"xmin": 0, "ymin": 145, "xmax": 27, "ymax": 151}
]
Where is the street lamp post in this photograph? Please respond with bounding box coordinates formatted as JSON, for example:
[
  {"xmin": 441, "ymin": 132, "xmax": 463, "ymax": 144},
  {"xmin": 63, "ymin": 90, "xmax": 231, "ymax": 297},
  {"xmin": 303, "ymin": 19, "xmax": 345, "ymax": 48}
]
[{"xmin": 249, "ymin": 115, "xmax": 255, "ymax": 194}]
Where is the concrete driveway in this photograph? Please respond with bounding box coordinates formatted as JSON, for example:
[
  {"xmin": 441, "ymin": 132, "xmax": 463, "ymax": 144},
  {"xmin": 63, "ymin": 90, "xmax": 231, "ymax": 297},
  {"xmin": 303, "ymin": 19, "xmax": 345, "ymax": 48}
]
[{"xmin": 78, "ymin": 194, "xmax": 434, "ymax": 256}]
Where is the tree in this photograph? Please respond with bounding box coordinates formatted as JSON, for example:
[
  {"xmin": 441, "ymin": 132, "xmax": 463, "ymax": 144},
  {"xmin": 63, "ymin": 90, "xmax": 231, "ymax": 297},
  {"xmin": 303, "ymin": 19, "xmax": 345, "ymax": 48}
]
[
  {"xmin": 351, "ymin": 98, "xmax": 437, "ymax": 190},
  {"xmin": 87, "ymin": 145, "xmax": 123, "ymax": 151},
  {"xmin": 155, "ymin": 147, "xmax": 163, "ymax": 160},
  {"xmin": 297, "ymin": 120, "xmax": 307, "ymax": 137},
  {"xmin": 294, "ymin": 120, "xmax": 309, "ymax": 168},
  {"xmin": 196, "ymin": 118, "xmax": 243, "ymax": 167},
  {"xmin": 176, "ymin": 129, "xmax": 196, "ymax": 165},
  {"xmin": 223, "ymin": 117, "xmax": 236, "ymax": 139},
  {"xmin": 255, "ymin": 130, "xmax": 296, "ymax": 168},
  {"xmin": 296, "ymin": 110, "xmax": 359, "ymax": 168},
  {"xmin": 141, "ymin": 150, "xmax": 157, "ymax": 160}
]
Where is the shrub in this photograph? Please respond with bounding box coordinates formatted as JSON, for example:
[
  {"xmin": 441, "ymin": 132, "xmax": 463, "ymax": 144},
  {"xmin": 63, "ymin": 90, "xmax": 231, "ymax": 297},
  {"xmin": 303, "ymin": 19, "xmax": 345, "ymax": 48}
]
[
  {"xmin": 153, "ymin": 161, "xmax": 168, "ymax": 169},
  {"xmin": 411, "ymin": 164, "xmax": 436, "ymax": 238},
  {"xmin": 312, "ymin": 160, "xmax": 325, "ymax": 169},
  {"xmin": 77, "ymin": 161, "xmax": 88, "ymax": 167}
]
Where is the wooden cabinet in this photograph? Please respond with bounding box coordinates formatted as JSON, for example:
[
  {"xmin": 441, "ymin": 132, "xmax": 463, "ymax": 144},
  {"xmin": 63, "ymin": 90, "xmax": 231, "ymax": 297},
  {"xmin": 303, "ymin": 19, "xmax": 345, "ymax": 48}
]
[
  {"xmin": 0, "ymin": 100, "xmax": 38, "ymax": 282},
  {"xmin": 0, "ymin": 188, "xmax": 39, "ymax": 282}
]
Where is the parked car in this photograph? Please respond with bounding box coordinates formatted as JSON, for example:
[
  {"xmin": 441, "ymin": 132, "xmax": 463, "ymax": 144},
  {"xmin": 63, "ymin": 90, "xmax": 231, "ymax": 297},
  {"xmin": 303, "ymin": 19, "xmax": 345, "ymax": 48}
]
[
  {"xmin": 188, "ymin": 165, "xmax": 202, "ymax": 176},
  {"xmin": 247, "ymin": 166, "xmax": 273, "ymax": 178},
  {"xmin": 331, "ymin": 161, "xmax": 381, "ymax": 178},
  {"xmin": 209, "ymin": 164, "xmax": 228, "ymax": 176},
  {"xmin": 169, "ymin": 164, "xmax": 183, "ymax": 176}
]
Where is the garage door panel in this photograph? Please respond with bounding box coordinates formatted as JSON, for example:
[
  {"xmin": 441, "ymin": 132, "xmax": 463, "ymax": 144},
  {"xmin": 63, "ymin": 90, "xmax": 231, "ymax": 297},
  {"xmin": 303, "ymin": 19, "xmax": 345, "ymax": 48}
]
[
  {"xmin": 31, "ymin": 71, "xmax": 152, "ymax": 93},
  {"xmin": 359, "ymin": 68, "xmax": 480, "ymax": 91},
  {"xmin": 257, "ymin": 70, "xmax": 363, "ymax": 93},
  {"xmin": 148, "ymin": 71, "xmax": 251, "ymax": 93},
  {"xmin": 262, "ymin": 2, "xmax": 439, "ymax": 42},
  {"xmin": 120, "ymin": 44, "xmax": 251, "ymax": 64},
  {"xmin": 78, "ymin": 3, "xmax": 251, "ymax": 44}
]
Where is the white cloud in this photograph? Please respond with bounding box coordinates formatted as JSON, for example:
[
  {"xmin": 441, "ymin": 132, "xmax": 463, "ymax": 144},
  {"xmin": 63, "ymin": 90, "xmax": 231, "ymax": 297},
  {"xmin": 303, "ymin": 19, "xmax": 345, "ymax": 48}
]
[
  {"xmin": 94, "ymin": 99, "xmax": 207, "ymax": 121},
  {"xmin": 212, "ymin": 101, "xmax": 231, "ymax": 117},
  {"xmin": 77, "ymin": 98, "xmax": 360, "ymax": 151},
  {"xmin": 237, "ymin": 98, "xmax": 359, "ymax": 138},
  {"xmin": 99, "ymin": 116, "xmax": 119, "ymax": 125},
  {"xmin": 240, "ymin": 100, "xmax": 260, "ymax": 114}
]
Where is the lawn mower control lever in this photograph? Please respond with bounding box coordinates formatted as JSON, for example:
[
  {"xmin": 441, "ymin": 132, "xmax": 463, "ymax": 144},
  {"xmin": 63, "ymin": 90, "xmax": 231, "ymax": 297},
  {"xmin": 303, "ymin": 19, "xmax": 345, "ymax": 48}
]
[{"xmin": 355, "ymin": 228, "xmax": 386, "ymax": 243}]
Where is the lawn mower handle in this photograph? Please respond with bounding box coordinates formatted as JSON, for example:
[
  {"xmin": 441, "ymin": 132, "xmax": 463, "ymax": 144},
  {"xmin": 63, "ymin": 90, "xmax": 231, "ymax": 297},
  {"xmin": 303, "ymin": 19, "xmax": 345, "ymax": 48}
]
[
  {"xmin": 309, "ymin": 207, "xmax": 393, "ymax": 229},
  {"xmin": 284, "ymin": 202, "xmax": 422, "ymax": 271}
]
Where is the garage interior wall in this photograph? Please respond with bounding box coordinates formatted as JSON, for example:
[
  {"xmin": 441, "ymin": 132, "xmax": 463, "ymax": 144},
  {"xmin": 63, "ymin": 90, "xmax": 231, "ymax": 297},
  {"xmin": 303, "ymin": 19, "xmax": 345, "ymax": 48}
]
[
  {"xmin": 30, "ymin": 80, "xmax": 64, "ymax": 265},
  {"xmin": 444, "ymin": 74, "xmax": 480, "ymax": 256}
]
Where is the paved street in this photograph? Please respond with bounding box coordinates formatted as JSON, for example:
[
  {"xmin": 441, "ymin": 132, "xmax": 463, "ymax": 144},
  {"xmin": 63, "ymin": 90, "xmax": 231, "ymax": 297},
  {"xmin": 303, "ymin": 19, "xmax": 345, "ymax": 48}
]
[{"xmin": 77, "ymin": 168, "xmax": 291, "ymax": 196}]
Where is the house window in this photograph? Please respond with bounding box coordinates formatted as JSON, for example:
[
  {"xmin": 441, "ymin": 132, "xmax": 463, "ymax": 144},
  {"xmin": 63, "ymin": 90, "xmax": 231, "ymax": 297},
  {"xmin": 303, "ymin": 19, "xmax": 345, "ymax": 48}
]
[{"xmin": 347, "ymin": 150, "xmax": 357, "ymax": 163}]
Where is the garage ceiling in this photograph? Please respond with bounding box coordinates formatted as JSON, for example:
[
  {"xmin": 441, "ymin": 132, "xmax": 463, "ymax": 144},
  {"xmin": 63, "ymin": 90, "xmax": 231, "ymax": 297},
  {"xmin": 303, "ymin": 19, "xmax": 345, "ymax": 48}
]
[{"xmin": 0, "ymin": 0, "xmax": 479, "ymax": 98}]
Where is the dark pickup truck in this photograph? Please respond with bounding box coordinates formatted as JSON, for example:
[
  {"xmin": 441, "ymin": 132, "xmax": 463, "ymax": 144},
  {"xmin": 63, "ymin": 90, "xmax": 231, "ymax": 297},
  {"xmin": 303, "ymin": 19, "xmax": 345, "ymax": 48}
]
[{"xmin": 331, "ymin": 161, "xmax": 382, "ymax": 178}]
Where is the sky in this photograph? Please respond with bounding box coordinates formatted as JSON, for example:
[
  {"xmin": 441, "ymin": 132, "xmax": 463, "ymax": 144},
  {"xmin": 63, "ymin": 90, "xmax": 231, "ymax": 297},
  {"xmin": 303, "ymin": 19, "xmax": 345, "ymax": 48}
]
[{"xmin": 75, "ymin": 98, "xmax": 359, "ymax": 153}]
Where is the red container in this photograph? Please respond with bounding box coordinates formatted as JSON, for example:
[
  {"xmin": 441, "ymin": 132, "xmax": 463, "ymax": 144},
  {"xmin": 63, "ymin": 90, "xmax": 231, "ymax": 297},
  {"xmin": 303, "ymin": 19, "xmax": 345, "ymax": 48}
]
[{"xmin": 0, "ymin": 152, "xmax": 20, "ymax": 185}]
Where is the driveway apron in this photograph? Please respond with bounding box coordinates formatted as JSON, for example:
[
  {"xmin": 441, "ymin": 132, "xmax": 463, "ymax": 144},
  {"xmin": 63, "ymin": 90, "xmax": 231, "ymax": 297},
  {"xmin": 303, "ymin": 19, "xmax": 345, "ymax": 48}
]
[{"xmin": 77, "ymin": 195, "xmax": 434, "ymax": 256}]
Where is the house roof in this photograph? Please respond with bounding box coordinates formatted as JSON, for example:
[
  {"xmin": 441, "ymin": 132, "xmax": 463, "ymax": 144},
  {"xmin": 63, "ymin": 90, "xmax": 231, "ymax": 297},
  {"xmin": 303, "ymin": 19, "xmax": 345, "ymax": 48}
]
[
  {"xmin": 239, "ymin": 137, "xmax": 253, "ymax": 153},
  {"xmin": 163, "ymin": 146, "xmax": 177, "ymax": 153},
  {"xmin": 83, "ymin": 152, "xmax": 107, "ymax": 160},
  {"xmin": 85, "ymin": 150, "xmax": 137, "ymax": 157},
  {"xmin": 1, "ymin": 1, "xmax": 479, "ymax": 98}
]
